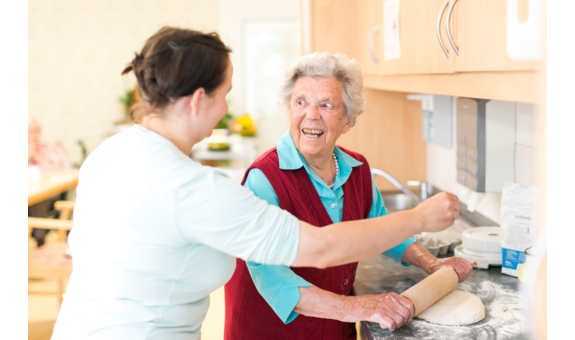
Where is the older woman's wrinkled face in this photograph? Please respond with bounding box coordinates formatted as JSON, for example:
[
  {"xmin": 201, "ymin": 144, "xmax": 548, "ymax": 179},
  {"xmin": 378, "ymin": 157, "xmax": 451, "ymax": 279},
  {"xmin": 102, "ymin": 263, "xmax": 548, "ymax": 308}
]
[{"xmin": 289, "ymin": 76, "xmax": 353, "ymax": 160}]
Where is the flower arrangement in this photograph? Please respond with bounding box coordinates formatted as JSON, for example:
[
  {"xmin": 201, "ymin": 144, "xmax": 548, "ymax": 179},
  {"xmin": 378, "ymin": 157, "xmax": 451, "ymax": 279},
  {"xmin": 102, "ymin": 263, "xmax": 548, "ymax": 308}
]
[{"xmin": 230, "ymin": 114, "xmax": 257, "ymax": 137}]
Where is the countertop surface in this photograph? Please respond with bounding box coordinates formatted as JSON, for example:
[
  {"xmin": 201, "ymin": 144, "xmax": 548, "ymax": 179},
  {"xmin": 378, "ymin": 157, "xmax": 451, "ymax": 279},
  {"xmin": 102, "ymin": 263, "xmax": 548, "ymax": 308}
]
[{"xmin": 352, "ymin": 253, "xmax": 528, "ymax": 340}]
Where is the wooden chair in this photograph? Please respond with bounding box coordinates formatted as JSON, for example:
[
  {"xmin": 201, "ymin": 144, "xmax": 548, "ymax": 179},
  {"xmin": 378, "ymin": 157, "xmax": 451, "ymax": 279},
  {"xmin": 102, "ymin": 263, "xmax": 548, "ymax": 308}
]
[{"xmin": 28, "ymin": 201, "xmax": 74, "ymax": 309}]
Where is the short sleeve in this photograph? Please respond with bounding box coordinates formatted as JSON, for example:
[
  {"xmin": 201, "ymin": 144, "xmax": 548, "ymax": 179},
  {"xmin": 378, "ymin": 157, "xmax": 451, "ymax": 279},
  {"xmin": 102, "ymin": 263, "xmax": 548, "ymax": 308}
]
[
  {"xmin": 368, "ymin": 175, "xmax": 417, "ymax": 266},
  {"xmin": 175, "ymin": 167, "xmax": 300, "ymax": 266}
]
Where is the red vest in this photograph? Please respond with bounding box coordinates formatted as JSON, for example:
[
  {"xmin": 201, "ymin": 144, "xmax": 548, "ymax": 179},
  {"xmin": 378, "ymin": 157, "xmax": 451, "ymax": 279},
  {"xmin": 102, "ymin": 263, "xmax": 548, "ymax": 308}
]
[{"xmin": 224, "ymin": 146, "xmax": 372, "ymax": 340}]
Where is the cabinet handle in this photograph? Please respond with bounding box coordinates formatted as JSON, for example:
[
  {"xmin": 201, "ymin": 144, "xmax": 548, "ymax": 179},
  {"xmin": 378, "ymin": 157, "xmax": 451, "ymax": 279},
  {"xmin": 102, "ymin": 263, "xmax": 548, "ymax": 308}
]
[
  {"xmin": 446, "ymin": 0, "xmax": 459, "ymax": 56},
  {"xmin": 437, "ymin": 0, "xmax": 450, "ymax": 58},
  {"xmin": 367, "ymin": 26, "xmax": 380, "ymax": 64}
]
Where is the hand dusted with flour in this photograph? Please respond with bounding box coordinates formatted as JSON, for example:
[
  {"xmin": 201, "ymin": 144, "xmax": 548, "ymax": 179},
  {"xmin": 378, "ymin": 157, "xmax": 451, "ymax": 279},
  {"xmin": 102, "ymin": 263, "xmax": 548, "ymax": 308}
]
[{"xmin": 294, "ymin": 287, "xmax": 415, "ymax": 331}]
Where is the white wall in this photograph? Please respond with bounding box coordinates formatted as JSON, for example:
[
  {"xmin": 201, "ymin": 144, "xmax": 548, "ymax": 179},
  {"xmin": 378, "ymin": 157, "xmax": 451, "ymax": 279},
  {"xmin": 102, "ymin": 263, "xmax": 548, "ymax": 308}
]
[
  {"xmin": 30, "ymin": 0, "xmax": 299, "ymax": 164},
  {"xmin": 217, "ymin": 0, "xmax": 300, "ymax": 152},
  {"xmin": 29, "ymin": 0, "xmax": 218, "ymax": 165},
  {"xmin": 426, "ymin": 100, "xmax": 545, "ymax": 224}
]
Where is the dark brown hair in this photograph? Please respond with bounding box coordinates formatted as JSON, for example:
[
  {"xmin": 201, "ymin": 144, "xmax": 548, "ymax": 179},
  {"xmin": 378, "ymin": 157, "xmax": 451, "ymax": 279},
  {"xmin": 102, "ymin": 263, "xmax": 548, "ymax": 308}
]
[{"xmin": 122, "ymin": 26, "xmax": 232, "ymax": 122}]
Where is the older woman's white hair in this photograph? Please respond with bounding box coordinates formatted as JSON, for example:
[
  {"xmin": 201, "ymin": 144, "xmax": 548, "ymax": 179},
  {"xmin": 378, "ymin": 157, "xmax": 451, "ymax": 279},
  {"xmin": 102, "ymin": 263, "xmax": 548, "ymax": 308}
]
[{"xmin": 278, "ymin": 52, "xmax": 365, "ymax": 127}]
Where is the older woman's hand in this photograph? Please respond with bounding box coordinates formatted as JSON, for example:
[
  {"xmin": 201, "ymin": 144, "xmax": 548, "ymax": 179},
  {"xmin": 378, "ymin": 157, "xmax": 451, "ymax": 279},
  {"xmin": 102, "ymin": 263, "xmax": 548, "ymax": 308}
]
[
  {"xmin": 429, "ymin": 257, "xmax": 474, "ymax": 283},
  {"xmin": 347, "ymin": 292, "xmax": 414, "ymax": 331},
  {"xmin": 401, "ymin": 242, "xmax": 473, "ymax": 283},
  {"xmin": 295, "ymin": 286, "xmax": 413, "ymax": 330}
]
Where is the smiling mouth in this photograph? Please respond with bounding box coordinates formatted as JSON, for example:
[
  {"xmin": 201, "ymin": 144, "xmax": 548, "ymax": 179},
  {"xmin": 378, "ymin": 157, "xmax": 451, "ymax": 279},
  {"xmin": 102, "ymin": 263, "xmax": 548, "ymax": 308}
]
[{"xmin": 302, "ymin": 128, "xmax": 324, "ymax": 139}]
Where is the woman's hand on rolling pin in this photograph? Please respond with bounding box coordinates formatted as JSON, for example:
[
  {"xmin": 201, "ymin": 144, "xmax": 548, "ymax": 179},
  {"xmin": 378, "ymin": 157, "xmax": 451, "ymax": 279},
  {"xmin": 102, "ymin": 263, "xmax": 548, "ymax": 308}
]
[
  {"xmin": 430, "ymin": 257, "xmax": 473, "ymax": 282},
  {"xmin": 348, "ymin": 292, "xmax": 414, "ymax": 331},
  {"xmin": 414, "ymin": 192, "xmax": 460, "ymax": 233}
]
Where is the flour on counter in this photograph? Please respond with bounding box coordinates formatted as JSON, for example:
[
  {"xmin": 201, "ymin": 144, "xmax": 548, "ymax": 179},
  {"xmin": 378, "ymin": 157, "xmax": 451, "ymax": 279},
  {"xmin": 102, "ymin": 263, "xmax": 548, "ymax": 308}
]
[{"xmin": 368, "ymin": 280, "xmax": 527, "ymax": 340}]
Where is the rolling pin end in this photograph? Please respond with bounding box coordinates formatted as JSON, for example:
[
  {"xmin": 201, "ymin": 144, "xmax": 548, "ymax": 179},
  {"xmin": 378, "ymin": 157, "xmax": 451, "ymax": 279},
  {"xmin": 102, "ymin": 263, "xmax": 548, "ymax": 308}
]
[{"xmin": 375, "ymin": 268, "xmax": 459, "ymax": 330}]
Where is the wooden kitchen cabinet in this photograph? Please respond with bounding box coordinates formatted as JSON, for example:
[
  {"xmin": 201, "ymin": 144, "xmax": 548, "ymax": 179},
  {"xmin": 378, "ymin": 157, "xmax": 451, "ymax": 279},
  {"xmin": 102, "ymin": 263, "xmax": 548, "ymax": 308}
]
[
  {"xmin": 305, "ymin": 0, "xmax": 540, "ymax": 75},
  {"xmin": 308, "ymin": 0, "xmax": 455, "ymax": 76},
  {"xmin": 302, "ymin": 0, "xmax": 542, "ymax": 103},
  {"xmin": 451, "ymin": 0, "xmax": 540, "ymax": 72},
  {"xmin": 355, "ymin": 0, "xmax": 380, "ymax": 75},
  {"xmin": 358, "ymin": 0, "xmax": 454, "ymax": 76},
  {"xmin": 359, "ymin": 0, "xmax": 540, "ymax": 75},
  {"xmin": 305, "ymin": 0, "xmax": 360, "ymax": 59}
]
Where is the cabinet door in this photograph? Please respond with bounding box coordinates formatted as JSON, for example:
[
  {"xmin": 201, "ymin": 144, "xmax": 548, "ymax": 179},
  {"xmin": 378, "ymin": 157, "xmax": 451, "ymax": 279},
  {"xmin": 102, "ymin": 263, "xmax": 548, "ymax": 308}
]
[
  {"xmin": 359, "ymin": 0, "xmax": 454, "ymax": 76},
  {"xmin": 451, "ymin": 0, "xmax": 540, "ymax": 72},
  {"xmin": 307, "ymin": 0, "xmax": 360, "ymax": 58},
  {"xmin": 355, "ymin": 0, "xmax": 383, "ymax": 75}
]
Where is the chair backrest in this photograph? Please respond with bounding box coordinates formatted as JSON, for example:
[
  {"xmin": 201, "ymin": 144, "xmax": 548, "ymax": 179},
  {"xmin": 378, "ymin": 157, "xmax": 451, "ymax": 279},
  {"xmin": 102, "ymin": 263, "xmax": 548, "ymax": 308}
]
[
  {"xmin": 54, "ymin": 201, "xmax": 74, "ymax": 219},
  {"xmin": 28, "ymin": 201, "xmax": 75, "ymax": 242}
]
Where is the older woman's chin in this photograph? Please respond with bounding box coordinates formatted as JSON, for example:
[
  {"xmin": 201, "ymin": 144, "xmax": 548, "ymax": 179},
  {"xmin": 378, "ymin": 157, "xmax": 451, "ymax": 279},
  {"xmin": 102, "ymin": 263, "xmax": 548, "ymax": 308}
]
[{"xmin": 298, "ymin": 144, "xmax": 336, "ymax": 157}]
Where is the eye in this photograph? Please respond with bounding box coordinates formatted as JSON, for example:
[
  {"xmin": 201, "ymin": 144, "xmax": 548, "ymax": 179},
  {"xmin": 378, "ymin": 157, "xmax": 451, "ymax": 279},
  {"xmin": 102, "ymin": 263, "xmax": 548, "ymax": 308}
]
[
  {"xmin": 296, "ymin": 99, "xmax": 306, "ymax": 106},
  {"xmin": 322, "ymin": 102, "xmax": 334, "ymax": 109}
]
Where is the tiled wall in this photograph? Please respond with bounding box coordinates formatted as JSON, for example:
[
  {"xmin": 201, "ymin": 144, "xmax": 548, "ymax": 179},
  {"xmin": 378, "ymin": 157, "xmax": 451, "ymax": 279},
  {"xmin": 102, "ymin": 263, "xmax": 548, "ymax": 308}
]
[
  {"xmin": 515, "ymin": 103, "xmax": 546, "ymax": 186},
  {"xmin": 426, "ymin": 99, "xmax": 545, "ymax": 224},
  {"xmin": 29, "ymin": 0, "xmax": 218, "ymax": 165}
]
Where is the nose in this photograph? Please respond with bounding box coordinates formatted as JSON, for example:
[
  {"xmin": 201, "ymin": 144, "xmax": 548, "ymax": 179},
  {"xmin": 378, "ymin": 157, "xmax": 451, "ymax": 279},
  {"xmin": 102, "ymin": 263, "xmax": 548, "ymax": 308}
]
[{"xmin": 305, "ymin": 103, "xmax": 321, "ymax": 120}]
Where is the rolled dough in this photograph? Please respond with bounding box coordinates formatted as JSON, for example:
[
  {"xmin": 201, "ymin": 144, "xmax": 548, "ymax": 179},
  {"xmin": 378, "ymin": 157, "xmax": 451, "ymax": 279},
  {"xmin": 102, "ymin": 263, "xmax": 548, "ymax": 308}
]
[{"xmin": 417, "ymin": 290, "xmax": 485, "ymax": 326}]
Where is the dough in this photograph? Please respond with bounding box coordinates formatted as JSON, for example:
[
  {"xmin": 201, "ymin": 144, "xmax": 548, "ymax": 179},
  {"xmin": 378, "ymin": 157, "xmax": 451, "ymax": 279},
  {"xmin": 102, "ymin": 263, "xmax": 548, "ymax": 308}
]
[{"xmin": 417, "ymin": 290, "xmax": 485, "ymax": 326}]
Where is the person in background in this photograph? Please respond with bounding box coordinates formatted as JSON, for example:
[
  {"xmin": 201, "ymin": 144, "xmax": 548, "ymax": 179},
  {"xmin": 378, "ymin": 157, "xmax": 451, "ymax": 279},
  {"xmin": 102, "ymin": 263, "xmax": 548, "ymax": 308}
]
[
  {"xmin": 224, "ymin": 52, "xmax": 473, "ymax": 339},
  {"xmin": 51, "ymin": 27, "xmax": 460, "ymax": 339},
  {"xmin": 28, "ymin": 117, "xmax": 70, "ymax": 171},
  {"xmin": 28, "ymin": 117, "xmax": 70, "ymax": 246}
]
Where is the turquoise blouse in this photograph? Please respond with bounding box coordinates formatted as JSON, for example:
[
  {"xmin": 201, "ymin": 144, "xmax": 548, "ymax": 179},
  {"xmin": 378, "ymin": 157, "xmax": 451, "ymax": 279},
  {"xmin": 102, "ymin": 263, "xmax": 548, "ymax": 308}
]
[{"xmin": 243, "ymin": 130, "xmax": 417, "ymax": 324}]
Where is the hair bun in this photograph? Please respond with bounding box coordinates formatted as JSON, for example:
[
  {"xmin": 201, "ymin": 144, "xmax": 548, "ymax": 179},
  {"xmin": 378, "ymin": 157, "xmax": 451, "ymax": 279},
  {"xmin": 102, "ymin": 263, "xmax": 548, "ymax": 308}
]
[{"xmin": 121, "ymin": 26, "xmax": 232, "ymax": 123}]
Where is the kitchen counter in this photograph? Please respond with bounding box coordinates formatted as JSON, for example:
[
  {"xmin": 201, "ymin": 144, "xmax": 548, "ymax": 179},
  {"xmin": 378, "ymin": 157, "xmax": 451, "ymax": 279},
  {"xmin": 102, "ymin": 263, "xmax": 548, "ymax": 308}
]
[{"xmin": 352, "ymin": 253, "xmax": 527, "ymax": 340}]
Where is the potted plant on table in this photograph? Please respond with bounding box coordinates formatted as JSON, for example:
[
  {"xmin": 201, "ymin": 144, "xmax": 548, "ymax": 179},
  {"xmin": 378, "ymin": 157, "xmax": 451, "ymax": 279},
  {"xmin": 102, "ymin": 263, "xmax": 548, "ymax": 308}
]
[{"xmin": 208, "ymin": 112, "xmax": 233, "ymax": 151}]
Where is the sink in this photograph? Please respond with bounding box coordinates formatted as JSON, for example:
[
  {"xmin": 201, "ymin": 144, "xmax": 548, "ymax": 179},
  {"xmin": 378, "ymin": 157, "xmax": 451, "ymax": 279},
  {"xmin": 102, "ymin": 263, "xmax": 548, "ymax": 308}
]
[{"xmin": 380, "ymin": 193, "xmax": 418, "ymax": 213}]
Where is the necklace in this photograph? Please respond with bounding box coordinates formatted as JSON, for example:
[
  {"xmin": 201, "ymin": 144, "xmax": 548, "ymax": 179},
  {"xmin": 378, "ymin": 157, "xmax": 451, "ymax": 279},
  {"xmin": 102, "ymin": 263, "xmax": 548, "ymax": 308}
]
[{"xmin": 329, "ymin": 152, "xmax": 339, "ymax": 189}]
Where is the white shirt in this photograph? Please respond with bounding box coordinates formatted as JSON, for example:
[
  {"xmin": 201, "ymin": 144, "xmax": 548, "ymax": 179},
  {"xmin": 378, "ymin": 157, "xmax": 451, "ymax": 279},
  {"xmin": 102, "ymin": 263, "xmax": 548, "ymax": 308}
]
[{"xmin": 52, "ymin": 124, "xmax": 300, "ymax": 339}]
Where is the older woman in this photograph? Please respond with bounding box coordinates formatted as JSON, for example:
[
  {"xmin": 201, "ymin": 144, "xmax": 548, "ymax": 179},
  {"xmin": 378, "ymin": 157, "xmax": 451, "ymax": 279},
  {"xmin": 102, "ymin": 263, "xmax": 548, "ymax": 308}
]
[{"xmin": 224, "ymin": 52, "xmax": 473, "ymax": 339}]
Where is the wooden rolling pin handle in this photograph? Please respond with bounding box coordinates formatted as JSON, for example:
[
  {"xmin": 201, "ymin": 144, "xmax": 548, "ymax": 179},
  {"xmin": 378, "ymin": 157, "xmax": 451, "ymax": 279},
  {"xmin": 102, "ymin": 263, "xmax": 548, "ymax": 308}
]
[{"xmin": 379, "ymin": 267, "xmax": 459, "ymax": 330}]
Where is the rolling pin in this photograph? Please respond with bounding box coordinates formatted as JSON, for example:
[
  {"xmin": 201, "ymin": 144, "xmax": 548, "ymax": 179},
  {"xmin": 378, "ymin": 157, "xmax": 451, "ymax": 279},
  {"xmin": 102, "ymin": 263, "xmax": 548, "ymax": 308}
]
[{"xmin": 380, "ymin": 267, "xmax": 458, "ymax": 329}]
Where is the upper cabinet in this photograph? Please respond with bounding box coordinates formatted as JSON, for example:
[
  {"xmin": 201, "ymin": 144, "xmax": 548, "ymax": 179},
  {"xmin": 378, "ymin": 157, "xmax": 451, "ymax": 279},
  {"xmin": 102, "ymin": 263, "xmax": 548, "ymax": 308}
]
[
  {"xmin": 358, "ymin": 0, "xmax": 454, "ymax": 76},
  {"xmin": 302, "ymin": 0, "xmax": 543, "ymax": 103},
  {"xmin": 451, "ymin": 0, "xmax": 540, "ymax": 72},
  {"xmin": 305, "ymin": 0, "xmax": 360, "ymax": 59},
  {"xmin": 352, "ymin": 0, "xmax": 541, "ymax": 75}
]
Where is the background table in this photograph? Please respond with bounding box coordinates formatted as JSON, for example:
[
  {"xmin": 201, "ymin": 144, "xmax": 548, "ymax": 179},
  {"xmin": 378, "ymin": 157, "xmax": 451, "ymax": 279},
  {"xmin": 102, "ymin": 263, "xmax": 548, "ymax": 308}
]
[{"xmin": 28, "ymin": 170, "xmax": 79, "ymax": 206}]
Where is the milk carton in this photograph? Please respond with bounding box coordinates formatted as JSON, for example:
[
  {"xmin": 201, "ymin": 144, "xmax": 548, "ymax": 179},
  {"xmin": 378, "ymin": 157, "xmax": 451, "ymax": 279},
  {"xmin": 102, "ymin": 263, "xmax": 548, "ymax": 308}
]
[{"xmin": 500, "ymin": 182, "xmax": 540, "ymax": 277}]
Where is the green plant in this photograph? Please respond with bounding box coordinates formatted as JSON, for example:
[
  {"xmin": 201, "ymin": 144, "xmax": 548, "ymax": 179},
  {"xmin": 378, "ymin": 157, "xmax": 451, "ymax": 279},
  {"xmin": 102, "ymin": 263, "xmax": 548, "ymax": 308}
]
[
  {"xmin": 119, "ymin": 89, "xmax": 135, "ymax": 115},
  {"xmin": 215, "ymin": 112, "xmax": 233, "ymax": 129}
]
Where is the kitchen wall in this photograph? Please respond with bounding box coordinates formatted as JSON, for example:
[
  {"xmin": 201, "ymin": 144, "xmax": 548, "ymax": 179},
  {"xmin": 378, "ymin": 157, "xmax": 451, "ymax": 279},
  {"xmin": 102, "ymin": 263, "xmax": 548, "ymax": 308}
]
[
  {"xmin": 426, "ymin": 99, "xmax": 545, "ymax": 224},
  {"xmin": 217, "ymin": 0, "xmax": 300, "ymax": 152},
  {"xmin": 29, "ymin": 0, "xmax": 218, "ymax": 165}
]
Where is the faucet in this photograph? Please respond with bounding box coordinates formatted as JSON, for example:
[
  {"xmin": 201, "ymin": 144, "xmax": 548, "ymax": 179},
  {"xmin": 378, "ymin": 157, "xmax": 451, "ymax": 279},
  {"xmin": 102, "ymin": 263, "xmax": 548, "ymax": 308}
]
[{"xmin": 370, "ymin": 168, "xmax": 427, "ymax": 204}]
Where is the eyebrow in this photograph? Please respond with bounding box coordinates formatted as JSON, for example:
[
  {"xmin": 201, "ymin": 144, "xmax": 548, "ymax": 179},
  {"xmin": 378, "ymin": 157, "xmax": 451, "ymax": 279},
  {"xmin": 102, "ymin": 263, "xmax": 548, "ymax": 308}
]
[
  {"xmin": 295, "ymin": 95, "xmax": 337, "ymax": 103},
  {"xmin": 319, "ymin": 97, "xmax": 336, "ymax": 102}
]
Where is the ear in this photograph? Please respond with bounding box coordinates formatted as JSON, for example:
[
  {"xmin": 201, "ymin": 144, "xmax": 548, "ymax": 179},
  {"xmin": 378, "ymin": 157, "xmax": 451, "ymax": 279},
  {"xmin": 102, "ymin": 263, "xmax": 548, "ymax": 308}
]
[
  {"xmin": 340, "ymin": 116, "xmax": 354, "ymax": 135},
  {"xmin": 189, "ymin": 87, "xmax": 206, "ymax": 117}
]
